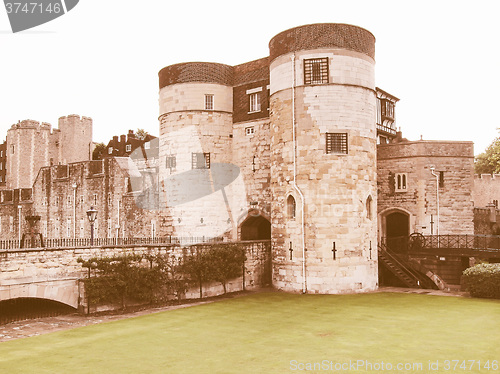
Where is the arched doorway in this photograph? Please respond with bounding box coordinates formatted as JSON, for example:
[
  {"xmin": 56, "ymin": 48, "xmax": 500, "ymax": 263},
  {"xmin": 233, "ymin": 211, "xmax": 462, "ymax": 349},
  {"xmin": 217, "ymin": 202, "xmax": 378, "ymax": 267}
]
[
  {"xmin": 386, "ymin": 211, "xmax": 409, "ymax": 238},
  {"xmin": 239, "ymin": 215, "xmax": 271, "ymax": 241},
  {"xmin": 382, "ymin": 209, "xmax": 410, "ymax": 253}
]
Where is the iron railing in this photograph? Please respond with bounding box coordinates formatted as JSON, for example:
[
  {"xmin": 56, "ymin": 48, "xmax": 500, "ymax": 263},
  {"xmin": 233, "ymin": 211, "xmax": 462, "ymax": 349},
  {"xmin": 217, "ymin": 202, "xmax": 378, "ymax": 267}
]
[
  {"xmin": 0, "ymin": 236, "xmax": 224, "ymax": 250},
  {"xmin": 382, "ymin": 234, "xmax": 500, "ymax": 253}
]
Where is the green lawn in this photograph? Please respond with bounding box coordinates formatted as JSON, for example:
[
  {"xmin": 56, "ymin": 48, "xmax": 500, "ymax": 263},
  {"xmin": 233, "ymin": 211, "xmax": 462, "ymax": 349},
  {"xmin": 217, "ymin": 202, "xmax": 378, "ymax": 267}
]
[{"xmin": 0, "ymin": 292, "xmax": 499, "ymax": 373}]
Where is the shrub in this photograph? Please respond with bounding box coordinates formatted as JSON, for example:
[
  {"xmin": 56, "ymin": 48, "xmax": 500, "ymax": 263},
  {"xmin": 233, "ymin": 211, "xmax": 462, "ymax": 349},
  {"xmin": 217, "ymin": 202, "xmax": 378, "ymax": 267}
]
[{"xmin": 462, "ymin": 263, "xmax": 500, "ymax": 299}]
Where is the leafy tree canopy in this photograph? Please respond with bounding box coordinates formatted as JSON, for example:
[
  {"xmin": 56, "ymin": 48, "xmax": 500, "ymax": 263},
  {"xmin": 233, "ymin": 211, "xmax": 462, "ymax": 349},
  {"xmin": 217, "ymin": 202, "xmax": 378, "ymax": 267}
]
[
  {"xmin": 92, "ymin": 142, "xmax": 106, "ymax": 160},
  {"xmin": 475, "ymin": 136, "xmax": 500, "ymax": 174},
  {"xmin": 135, "ymin": 128, "xmax": 150, "ymax": 141}
]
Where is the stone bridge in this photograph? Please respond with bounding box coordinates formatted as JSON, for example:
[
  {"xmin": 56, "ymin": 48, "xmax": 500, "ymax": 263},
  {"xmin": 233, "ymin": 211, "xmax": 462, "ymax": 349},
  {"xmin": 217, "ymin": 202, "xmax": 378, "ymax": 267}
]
[{"xmin": 0, "ymin": 241, "xmax": 271, "ymax": 312}]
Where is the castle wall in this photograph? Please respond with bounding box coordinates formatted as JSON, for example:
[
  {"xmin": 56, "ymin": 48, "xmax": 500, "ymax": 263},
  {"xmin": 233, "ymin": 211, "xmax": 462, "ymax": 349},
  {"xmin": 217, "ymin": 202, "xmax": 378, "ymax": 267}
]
[
  {"xmin": 158, "ymin": 63, "xmax": 246, "ymax": 240},
  {"xmin": 6, "ymin": 120, "xmax": 52, "ymax": 189},
  {"xmin": 377, "ymin": 141, "xmax": 475, "ymax": 236},
  {"xmin": 58, "ymin": 115, "xmax": 93, "ymax": 165},
  {"xmin": 232, "ymin": 118, "xmax": 272, "ymax": 227},
  {"xmin": 268, "ymin": 24, "xmax": 378, "ymax": 294},
  {"xmin": 4, "ymin": 116, "xmax": 92, "ymax": 190},
  {"xmin": 472, "ymin": 174, "xmax": 500, "ymax": 208}
]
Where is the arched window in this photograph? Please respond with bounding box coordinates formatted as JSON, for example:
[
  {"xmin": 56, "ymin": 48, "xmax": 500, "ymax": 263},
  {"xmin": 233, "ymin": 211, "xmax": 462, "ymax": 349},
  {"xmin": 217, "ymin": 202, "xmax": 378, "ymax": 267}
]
[
  {"xmin": 287, "ymin": 195, "xmax": 296, "ymax": 219},
  {"xmin": 366, "ymin": 195, "xmax": 373, "ymax": 220}
]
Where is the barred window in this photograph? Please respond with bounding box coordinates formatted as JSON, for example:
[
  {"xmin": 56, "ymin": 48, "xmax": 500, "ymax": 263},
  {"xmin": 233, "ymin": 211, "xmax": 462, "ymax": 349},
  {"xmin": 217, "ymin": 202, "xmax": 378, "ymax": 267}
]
[
  {"xmin": 205, "ymin": 94, "xmax": 214, "ymax": 110},
  {"xmin": 166, "ymin": 156, "xmax": 176, "ymax": 169},
  {"xmin": 304, "ymin": 58, "xmax": 329, "ymax": 84},
  {"xmin": 326, "ymin": 133, "xmax": 348, "ymax": 154},
  {"xmin": 192, "ymin": 152, "xmax": 210, "ymax": 169}
]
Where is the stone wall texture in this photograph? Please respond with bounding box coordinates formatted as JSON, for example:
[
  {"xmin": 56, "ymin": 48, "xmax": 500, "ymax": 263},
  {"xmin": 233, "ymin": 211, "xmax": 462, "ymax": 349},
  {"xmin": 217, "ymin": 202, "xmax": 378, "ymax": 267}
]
[{"xmin": 377, "ymin": 141, "xmax": 475, "ymax": 236}]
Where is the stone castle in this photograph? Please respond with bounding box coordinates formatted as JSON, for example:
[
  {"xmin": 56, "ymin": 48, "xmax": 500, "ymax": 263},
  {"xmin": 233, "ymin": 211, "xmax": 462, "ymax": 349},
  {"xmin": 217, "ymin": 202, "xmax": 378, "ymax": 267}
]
[{"xmin": 0, "ymin": 23, "xmax": 486, "ymax": 294}]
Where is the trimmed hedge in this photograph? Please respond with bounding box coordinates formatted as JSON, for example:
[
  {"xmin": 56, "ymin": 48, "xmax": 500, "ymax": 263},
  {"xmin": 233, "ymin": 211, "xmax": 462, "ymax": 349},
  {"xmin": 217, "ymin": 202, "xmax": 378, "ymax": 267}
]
[{"xmin": 462, "ymin": 263, "xmax": 500, "ymax": 299}]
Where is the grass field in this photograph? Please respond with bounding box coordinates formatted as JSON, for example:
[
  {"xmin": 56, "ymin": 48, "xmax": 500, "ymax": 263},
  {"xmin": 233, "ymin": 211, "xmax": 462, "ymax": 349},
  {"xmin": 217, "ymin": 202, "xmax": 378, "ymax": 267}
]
[{"xmin": 0, "ymin": 291, "xmax": 499, "ymax": 373}]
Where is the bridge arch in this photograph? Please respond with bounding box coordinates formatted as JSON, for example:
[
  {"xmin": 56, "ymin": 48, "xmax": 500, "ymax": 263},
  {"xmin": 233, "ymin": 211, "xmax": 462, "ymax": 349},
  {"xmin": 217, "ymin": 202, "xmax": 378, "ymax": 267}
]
[{"xmin": 0, "ymin": 279, "xmax": 80, "ymax": 309}]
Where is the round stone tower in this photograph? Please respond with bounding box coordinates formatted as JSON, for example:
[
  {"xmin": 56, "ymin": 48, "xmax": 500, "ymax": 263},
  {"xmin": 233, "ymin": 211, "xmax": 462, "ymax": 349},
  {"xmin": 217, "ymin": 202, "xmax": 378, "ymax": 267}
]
[
  {"xmin": 268, "ymin": 23, "xmax": 378, "ymax": 293},
  {"xmin": 157, "ymin": 62, "xmax": 244, "ymax": 239}
]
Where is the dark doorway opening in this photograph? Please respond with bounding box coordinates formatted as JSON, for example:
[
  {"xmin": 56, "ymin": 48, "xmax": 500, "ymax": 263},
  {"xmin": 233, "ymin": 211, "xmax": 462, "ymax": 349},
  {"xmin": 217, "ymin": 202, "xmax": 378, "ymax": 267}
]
[
  {"xmin": 385, "ymin": 211, "xmax": 409, "ymax": 252},
  {"xmin": 240, "ymin": 215, "xmax": 271, "ymax": 241}
]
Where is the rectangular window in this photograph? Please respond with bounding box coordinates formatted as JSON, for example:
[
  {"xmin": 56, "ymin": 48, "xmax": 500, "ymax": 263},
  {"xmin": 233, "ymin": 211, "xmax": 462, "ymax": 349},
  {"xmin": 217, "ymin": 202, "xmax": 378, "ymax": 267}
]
[
  {"xmin": 304, "ymin": 57, "xmax": 329, "ymax": 84},
  {"xmin": 395, "ymin": 173, "xmax": 408, "ymax": 192},
  {"xmin": 93, "ymin": 194, "xmax": 98, "ymax": 206},
  {"xmin": 205, "ymin": 94, "xmax": 214, "ymax": 110},
  {"xmin": 249, "ymin": 93, "xmax": 261, "ymax": 113},
  {"xmin": 326, "ymin": 133, "xmax": 348, "ymax": 154},
  {"xmin": 439, "ymin": 171, "xmax": 445, "ymax": 188},
  {"xmin": 66, "ymin": 218, "xmax": 71, "ymax": 238},
  {"xmin": 11, "ymin": 145, "xmax": 14, "ymax": 154},
  {"xmin": 166, "ymin": 156, "xmax": 176, "ymax": 169},
  {"xmin": 108, "ymin": 147, "xmax": 113, "ymax": 154},
  {"xmin": 245, "ymin": 127, "xmax": 255, "ymax": 136},
  {"xmin": 126, "ymin": 144, "xmax": 132, "ymax": 152},
  {"xmin": 80, "ymin": 218, "xmax": 85, "ymax": 238},
  {"xmin": 107, "ymin": 218, "xmax": 112, "ymax": 238},
  {"xmin": 144, "ymin": 142, "xmax": 150, "ymax": 150},
  {"xmin": 192, "ymin": 152, "xmax": 210, "ymax": 169}
]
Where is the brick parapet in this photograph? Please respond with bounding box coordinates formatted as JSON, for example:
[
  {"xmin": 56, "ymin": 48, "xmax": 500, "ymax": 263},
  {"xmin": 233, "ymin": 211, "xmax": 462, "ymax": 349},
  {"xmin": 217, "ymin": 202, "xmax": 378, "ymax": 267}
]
[
  {"xmin": 269, "ymin": 23, "xmax": 375, "ymax": 62},
  {"xmin": 158, "ymin": 62, "xmax": 234, "ymax": 89}
]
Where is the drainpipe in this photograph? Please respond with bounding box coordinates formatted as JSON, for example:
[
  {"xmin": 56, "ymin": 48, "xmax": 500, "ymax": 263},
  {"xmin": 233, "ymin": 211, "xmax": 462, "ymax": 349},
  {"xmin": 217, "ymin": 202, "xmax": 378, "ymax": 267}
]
[
  {"xmin": 72, "ymin": 183, "xmax": 77, "ymax": 239},
  {"xmin": 430, "ymin": 167, "xmax": 439, "ymax": 236},
  {"xmin": 291, "ymin": 54, "xmax": 307, "ymax": 294}
]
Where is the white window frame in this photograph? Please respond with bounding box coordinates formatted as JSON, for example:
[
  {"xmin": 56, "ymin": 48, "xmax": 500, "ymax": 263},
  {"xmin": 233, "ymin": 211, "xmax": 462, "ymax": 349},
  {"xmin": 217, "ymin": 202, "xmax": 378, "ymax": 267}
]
[
  {"xmin": 108, "ymin": 147, "xmax": 113, "ymax": 154},
  {"xmin": 395, "ymin": 173, "xmax": 408, "ymax": 192},
  {"xmin": 205, "ymin": 94, "xmax": 214, "ymax": 110},
  {"xmin": 144, "ymin": 142, "xmax": 150, "ymax": 150},
  {"xmin": 126, "ymin": 144, "xmax": 132, "ymax": 152},
  {"xmin": 245, "ymin": 127, "xmax": 255, "ymax": 136}
]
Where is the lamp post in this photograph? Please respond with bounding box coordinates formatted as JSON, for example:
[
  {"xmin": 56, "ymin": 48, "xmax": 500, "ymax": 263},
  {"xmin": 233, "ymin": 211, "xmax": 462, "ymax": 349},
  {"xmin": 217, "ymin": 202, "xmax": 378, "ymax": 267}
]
[
  {"xmin": 86, "ymin": 206, "xmax": 98, "ymax": 246},
  {"xmin": 17, "ymin": 205, "xmax": 22, "ymax": 246},
  {"xmin": 72, "ymin": 183, "xmax": 77, "ymax": 239}
]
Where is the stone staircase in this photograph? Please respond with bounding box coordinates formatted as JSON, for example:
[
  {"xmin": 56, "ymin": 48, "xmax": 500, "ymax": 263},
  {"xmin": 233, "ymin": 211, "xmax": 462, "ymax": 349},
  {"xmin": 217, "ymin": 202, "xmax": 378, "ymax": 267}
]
[{"xmin": 378, "ymin": 243, "xmax": 424, "ymax": 288}]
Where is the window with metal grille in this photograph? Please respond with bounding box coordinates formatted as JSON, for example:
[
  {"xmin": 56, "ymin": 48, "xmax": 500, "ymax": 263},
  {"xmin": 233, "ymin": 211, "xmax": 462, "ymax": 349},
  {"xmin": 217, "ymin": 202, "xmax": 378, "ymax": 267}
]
[
  {"xmin": 205, "ymin": 94, "xmax": 214, "ymax": 110},
  {"xmin": 326, "ymin": 133, "xmax": 348, "ymax": 154},
  {"xmin": 192, "ymin": 152, "xmax": 210, "ymax": 169},
  {"xmin": 304, "ymin": 58, "xmax": 329, "ymax": 84},
  {"xmin": 166, "ymin": 156, "xmax": 176, "ymax": 169}
]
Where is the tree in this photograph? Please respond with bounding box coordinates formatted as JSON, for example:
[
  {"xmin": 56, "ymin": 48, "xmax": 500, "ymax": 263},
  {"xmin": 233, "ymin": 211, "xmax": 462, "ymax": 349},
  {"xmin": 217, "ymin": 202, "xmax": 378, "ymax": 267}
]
[
  {"xmin": 92, "ymin": 142, "xmax": 106, "ymax": 160},
  {"xmin": 205, "ymin": 244, "xmax": 246, "ymax": 294},
  {"xmin": 136, "ymin": 128, "xmax": 150, "ymax": 141},
  {"xmin": 475, "ymin": 136, "xmax": 500, "ymax": 174}
]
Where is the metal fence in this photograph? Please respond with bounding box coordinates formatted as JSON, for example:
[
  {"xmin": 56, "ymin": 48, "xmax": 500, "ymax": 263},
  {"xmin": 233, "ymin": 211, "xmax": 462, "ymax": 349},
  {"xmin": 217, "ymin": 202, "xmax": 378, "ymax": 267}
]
[
  {"xmin": 382, "ymin": 234, "xmax": 500, "ymax": 253},
  {"xmin": 0, "ymin": 236, "xmax": 224, "ymax": 250}
]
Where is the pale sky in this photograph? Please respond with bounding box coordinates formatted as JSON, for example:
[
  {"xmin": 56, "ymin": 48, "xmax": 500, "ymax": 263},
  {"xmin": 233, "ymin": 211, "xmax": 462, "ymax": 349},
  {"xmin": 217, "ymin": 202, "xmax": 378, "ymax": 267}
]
[{"xmin": 1, "ymin": 0, "xmax": 499, "ymax": 155}]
